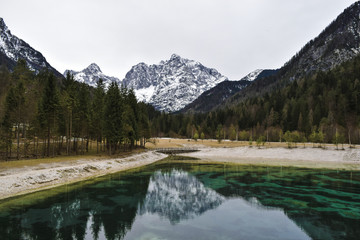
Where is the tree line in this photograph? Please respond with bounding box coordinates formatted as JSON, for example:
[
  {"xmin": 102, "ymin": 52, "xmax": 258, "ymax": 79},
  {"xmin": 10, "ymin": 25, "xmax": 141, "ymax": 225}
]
[
  {"xmin": 1, "ymin": 53, "xmax": 359, "ymax": 160},
  {"xmin": 0, "ymin": 59, "xmax": 152, "ymax": 160},
  {"xmin": 151, "ymin": 54, "xmax": 360, "ymax": 146}
]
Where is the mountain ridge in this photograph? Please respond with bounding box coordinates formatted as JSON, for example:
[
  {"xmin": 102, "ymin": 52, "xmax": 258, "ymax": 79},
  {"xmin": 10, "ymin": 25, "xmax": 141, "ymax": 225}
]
[
  {"xmin": 0, "ymin": 17, "xmax": 62, "ymax": 78},
  {"xmin": 123, "ymin": 54, "xmax": 228, "ymax": 112},
  {"xmin": 64, "ymin": 63, "xmax": 120, "ymax": 88},
  {"xmin": 180, "ymin": 69, "xmax": 278, "ymax": 113},
  {"xmin": 223, "ymin": 1, "xmax": 360, "ymax": 107}
]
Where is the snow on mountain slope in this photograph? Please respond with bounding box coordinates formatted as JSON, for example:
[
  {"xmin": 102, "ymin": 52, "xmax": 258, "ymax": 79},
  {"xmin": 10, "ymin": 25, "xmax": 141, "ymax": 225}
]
[
  {"xmin": 241, "ymin": 69, "xmax": 263, "ymax": 81},
  {"xmin": 0, "ymin": 17, "xmax": 62, "ymax": 77},
  {"xmin": 64, "ymin": 63, "xmax": 120, "ymax": 88},
  {"xmin": 123, "ymin": 54, "xmax": 228, "ymax": 112}
]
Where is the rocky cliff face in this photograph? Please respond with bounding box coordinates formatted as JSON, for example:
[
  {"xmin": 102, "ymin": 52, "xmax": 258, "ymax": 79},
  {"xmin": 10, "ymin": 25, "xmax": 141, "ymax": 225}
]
[
  {"xmin": 123, "ymin": 54, "xmax": 228, "ymax": 112},
  {"xmin": 0, "ymin": 17, "xmax": 62, "ymax": 77}
]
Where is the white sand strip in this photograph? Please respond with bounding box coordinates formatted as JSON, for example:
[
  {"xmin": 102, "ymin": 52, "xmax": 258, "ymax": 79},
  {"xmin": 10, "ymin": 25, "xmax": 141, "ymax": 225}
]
[
  {"xmin": 0, "ymin": 151, "xmax": 167, "ymax": 200},
  {"xmin": 182, "ymin": 147, "xmax": 360, "ymax": 169}
]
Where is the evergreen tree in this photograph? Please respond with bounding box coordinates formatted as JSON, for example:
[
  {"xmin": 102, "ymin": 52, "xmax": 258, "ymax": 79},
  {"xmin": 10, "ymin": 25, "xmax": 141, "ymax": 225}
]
[
  {"xmin": 38, "ymin": 72, "xmax": 59, "ymax": 157},
  {"xmin": 91, "ymin": 79, "xmax": 105, "ymax": 153},
  {"xmin": 124, "ymin": 88, "xmax": 139, "ymax": 149},
  {"xmin": 60, "ymin": 72, "xmax": 77, "ymax": 154},
  {"xmin": 104, "ymin": 82, "xmax": 123, "ymax": 154}
]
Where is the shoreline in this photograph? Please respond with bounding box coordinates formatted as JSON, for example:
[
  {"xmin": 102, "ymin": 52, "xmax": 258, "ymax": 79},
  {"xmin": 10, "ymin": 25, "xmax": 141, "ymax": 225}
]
[
  {"xmin": 0, "ymin": 151, "xmax": 167, "ymax": 201},
  {"xmin": 181, "ymin": 146, "xmax": 360, "ymax": 170},
  {"xmin": 1, "ymin": 146, "xmax": 360, "ymax": 201}
]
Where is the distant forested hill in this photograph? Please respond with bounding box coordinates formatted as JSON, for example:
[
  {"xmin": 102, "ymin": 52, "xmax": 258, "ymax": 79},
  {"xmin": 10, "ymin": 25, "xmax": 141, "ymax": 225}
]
[{"xmin": 150, "ymin": 54, "xmax": 360, "ymax": 145}]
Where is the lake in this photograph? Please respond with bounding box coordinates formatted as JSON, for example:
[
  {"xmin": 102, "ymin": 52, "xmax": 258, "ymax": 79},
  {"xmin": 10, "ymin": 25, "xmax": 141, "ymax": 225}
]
[{"xmin": 0, "ymin": 162, "xmax": 359, "ymax": 240}]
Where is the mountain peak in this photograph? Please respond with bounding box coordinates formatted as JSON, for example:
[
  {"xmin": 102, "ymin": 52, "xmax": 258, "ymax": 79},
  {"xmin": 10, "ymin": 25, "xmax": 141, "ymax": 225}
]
[
  {"xmin": 86, "ymin": 63, "xmax": 102, "ymax": 73},
  {"xmin": 122, "ymin": 55, "xmax": 228, "ymax": 112},
  {"xmin": 170, "ymin": 53, "xmax": 181, "ymax": 60},
  {"xmin": 133, "ymin": 62, "xmax": 148, "ymax": 68},
  {"xmin": 0, "ymin": 17, "xmax": 6, "ymax": 29},
  {"xmin": 241, "ymin": 69, "xmax": 264, "ymax": 82},
  {"xmin": 64, "ymin": 63, "xmax": 120, "ymax": 88},
  {"xmin": 0, "ymin": 17, "xmax": 62, "ymax": 77}
]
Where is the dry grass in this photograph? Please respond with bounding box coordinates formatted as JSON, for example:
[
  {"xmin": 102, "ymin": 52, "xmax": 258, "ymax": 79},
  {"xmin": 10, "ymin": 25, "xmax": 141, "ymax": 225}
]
[
  {"xmin": 146, "ymin": 138, "xmax": 293, "ymax": 149},
  {"xmin": 145, "ymin": 138, "xmax": 359, "ymax": 149},
  {"xmin": 145, "ymin": 138, "xmax": 250, "ymax": 149},
  {"xmin": 1, "ymin": 137, "xmax": 357, "ymax": 172}
]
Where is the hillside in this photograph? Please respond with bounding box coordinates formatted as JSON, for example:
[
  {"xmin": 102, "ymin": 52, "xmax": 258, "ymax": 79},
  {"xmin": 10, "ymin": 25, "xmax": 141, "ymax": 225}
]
[
  {"xmin": 180, "ymin": 69, "xmax": 278, "ymax": 113},
  {"xmin": 0, "ymin": 18, "xmax": 62, "ymax": 78},
  {"xmin": 224, "ymin": 1, "xmax": 360, "ymax": 107}
]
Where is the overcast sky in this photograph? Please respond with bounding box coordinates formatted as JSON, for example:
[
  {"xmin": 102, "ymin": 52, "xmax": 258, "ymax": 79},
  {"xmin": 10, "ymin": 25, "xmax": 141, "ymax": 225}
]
[{"xmin": 1, "ymin": 0, "xmax": 358, "ymax": 79}]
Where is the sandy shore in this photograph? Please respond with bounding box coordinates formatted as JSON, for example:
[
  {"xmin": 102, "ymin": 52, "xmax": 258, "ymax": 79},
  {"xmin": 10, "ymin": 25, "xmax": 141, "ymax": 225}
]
[
  {"xmin": 182, "ymin": 146, "xmax": 360, "ymax": 170},
  {"xmin": 1, "ymin": 146, "xmax": 359, "ymax": 201},
  {"xmin": 0, "ymin": 151, "xmax": 167, "ymax": 201}
]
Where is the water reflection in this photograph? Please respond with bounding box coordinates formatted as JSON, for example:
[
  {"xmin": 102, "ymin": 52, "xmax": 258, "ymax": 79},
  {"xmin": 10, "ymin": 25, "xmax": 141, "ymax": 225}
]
[
  {"xmin": 0, "ymin": 163, "xmax": 359, "ymax": 240},
  {"xmin": 139, "ymin": 170, "xmax": 225, "ymax": 224},
  {"xmin": 129, "ymin": 169, "xmax": 309, "ymax": 240}
]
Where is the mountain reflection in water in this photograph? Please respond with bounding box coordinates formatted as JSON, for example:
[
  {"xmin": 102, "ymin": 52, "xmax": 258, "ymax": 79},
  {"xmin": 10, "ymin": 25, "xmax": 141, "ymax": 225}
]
[
  {"xmin": 139, "ymin": 170, "xmax": 225, "ymax": 224},
  {"xmin": 0, "ymin": 163, "xmax": 359, "ymax": 240}
]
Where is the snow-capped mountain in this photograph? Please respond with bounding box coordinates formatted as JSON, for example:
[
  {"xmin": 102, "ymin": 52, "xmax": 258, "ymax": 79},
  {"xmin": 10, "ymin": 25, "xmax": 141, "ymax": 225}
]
[
  {"xmin": 140, "ymin": 169, "xmax": 225, "ymax": 224},
  {"xmin": 123, "ymin": 54, "xmax": 228, "ymax": 112},
  {"xmin": 64, "ymin": 63, "xmax": 120, "ymax": 88},
  {"xmin": 0, "ymin": 17, "xmax": 62, "ymax": 77}
]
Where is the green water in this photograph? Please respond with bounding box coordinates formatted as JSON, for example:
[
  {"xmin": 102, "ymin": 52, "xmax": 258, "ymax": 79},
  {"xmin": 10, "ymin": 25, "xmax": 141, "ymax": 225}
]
[{"xmin": 0, "ymin": 162, "xmax": 359, "ymax": 240}]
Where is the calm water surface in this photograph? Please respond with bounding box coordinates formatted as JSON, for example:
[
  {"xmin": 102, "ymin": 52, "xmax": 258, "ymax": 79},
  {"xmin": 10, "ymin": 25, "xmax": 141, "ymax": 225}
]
[{"xmin": 0, "ymin": 162, "xmax": 359, "ymax": 240}]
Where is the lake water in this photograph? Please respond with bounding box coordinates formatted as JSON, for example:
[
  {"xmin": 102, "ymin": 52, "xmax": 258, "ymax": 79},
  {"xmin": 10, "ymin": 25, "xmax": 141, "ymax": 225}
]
[{"xmin": 0, "ymin": 162, "xmax": 359, "ymax": 240}]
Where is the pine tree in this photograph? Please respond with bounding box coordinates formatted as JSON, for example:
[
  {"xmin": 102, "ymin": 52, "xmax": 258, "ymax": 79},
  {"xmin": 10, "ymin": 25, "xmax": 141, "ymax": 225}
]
[
  {"xmin": 60, "ymin": 72, "xmax": 77, "ymax": 154},
  {"xmin": 124, "ymin": 88, "xmax": 139, "ymax": 149},
  {"xmin": 38, "ymin": 72, "xmax": 59, "ymax": 157},
  {"xmin": 91, "ymin": 79, "xmax": 105, "ymax": 153},
  {"xmin": 104, "ymin": 82, "xmax": 123, "ymax": 154}
]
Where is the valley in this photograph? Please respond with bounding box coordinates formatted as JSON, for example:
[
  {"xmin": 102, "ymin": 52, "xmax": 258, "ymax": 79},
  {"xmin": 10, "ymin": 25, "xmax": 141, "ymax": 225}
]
[{"xmin": 1, "ymin": 2, "xmax": 360, "ymax": 239}]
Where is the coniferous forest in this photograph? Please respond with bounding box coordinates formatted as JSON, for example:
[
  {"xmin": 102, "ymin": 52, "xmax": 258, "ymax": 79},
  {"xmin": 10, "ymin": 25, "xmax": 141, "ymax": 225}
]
[
  {"xmin": 150, "ymin": 55, "xmax": 360, "ymax": 146},
  {"xmin": 1, "ymin": 54, "xmax": 360, "ymax": 160},
  {"xmin": 0, "ymin": 59, "xmax": 152, "ymax": 160}
]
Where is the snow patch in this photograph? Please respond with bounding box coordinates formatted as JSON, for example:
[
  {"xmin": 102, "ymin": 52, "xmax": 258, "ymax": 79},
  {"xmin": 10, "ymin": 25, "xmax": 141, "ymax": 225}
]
[
  {"xmin": 241, "ymin": 69, "xmax": 263, "ymax": 81},
  {"xmin": 135, "ymin": 85, "xmax": 155, "ymax": 103}
]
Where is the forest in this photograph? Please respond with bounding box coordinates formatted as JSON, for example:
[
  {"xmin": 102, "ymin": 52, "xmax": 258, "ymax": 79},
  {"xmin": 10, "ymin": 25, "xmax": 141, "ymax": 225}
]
[
  {"xmin": 1, "ymin": 54, "xmax": 360, "ymax": 160},
  {"xmin": 0, "ymin": 59, "xmax": 152, "ymax": 160},
  {"xmin": 151, "ymin": 55, "xmax": 360, "ymax": 146}
]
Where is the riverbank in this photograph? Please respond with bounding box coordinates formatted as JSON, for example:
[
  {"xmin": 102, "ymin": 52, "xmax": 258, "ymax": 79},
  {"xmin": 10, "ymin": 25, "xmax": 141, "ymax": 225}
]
[
  {"xmin": 0, "ymin": 151, "xmax": 167, "ymax": 201},
  {"xmin": 181, "ymin": 146, "xmax": 360, "ymax": 170}
]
